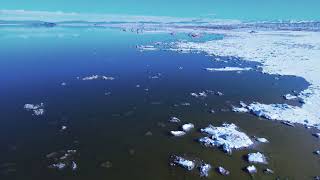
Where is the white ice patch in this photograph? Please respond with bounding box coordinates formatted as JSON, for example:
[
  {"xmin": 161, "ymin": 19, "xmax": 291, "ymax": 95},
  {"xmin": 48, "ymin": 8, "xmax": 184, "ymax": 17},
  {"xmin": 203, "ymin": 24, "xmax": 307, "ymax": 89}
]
[
  {"xmin": 283, "ymin": 94, "xmax": 298, "ymax": 100},
  {"xmin": 169, "ymin": 117, "xmax": 181, "ymax": 123},
  {"xmin": 191, "ymin": 91, "xmax": 207, "ymax": 98},
  {"xmin": 170, "ymin": 131, "xmax": 186, "ymax": 137},
  {"xmin": 171, "ymin": 30, "xmax": 320, "ymax": 129},
  {"xmin": 172, "ymin": 156, "xmax": 195, "ymax": 171},
  {"xmin": 182, "ymin": 123, "xmax": 194, "ymax": 132},
  {"xmin": 82, "ymin": 75, "xmax": 115, "ymax": 81},
  {"xmin": 24, "ymin": 103, "xmax": 45, "ymax": 116},
  {"xmin": 232, "ymin": 106, "xmax": 249, "ymax": 113},
  {"xmin": 205, "ymin": 67, "xmax": 252, "ymax": 72},
  {"xmin": 199, "ymin": 123, "xmax": 253, "ymax": 153},
  {"xmin": 247, "ymin": 152, "xmax": 268, "ymax": 164},
  {"xmin": 255, "ymin": 137, "xmax": 269, "ymax": 143},
  {"xmin": 217, "ymin": 166, "xmax": 230, "ymax": 176},
  {"xmin": 246, "ymin": 165, "xmax": 257, "ymax": 174},
  {"xmin": 199, "ymin": 163, "xmax": 211, "ymax": 177}
]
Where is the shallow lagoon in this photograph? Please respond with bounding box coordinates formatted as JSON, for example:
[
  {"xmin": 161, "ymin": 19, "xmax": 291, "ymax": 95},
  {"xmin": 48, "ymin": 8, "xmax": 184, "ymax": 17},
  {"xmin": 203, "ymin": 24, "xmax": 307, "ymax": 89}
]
[{"xmin": 0, "ymin": 27, "xmax": 319, "ymax": 180}]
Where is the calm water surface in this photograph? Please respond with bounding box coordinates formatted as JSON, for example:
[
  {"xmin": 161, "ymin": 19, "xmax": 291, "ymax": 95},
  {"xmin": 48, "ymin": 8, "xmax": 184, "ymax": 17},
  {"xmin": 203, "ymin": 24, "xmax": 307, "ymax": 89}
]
[{"xmin": 0, "ymin": 27, "xmax": 318, "ymax": 180}]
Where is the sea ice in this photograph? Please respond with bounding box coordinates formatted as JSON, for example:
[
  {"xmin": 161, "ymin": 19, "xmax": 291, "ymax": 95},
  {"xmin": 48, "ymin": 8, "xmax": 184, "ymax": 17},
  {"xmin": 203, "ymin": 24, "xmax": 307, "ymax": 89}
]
[
  {"xmin": 49, "ymin": 162, "xmax": 66, "ymax": 170},
  {"xmin": 182, "ymin": 123, "xmax": 194, "ymax": 132},
  {"xmin": 255, "ymin": 137, "xmax": 269, "ymax": 143},
  {"xmin": 199, "ymin": 163, "xmax": 211, "ymax": 177},
  {"xmin": 205, "ymin": 67, "xmax": 252, "ymax": 72},
  {"xmin": 247, "ymin": 152, "xmax": 268, "ymax": 164},
  {"xmin": 199, "ymin": 123, "xmax": 253, "ymax": 153},
  {"xmin": 82, "ymin": 75, "xmax": 115, "ymax": 81},
  {"xmin": 170, "ymin": 131, "xmax": 186, "ymax": 137},
  {"xmin": 191, "ymin": 91, "xmax": 207, "ymax": 98},
  {"xmin": 172, "ymin": 156, "xmax": 195, "ymax": 171}
]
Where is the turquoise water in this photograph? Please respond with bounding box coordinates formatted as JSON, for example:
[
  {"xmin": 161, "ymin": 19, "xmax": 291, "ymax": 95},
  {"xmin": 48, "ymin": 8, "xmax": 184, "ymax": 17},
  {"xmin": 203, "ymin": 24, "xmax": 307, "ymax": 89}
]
[{"xmin": 0, "ymin": 27, "xmax": 319, "ymax": 180}]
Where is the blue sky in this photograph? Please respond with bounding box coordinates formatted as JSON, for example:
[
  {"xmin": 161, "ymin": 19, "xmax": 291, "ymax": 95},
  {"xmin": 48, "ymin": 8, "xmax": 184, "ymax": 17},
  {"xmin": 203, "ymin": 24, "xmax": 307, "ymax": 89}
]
[{"xmin": 0, "ymin": 0, "xmax": 319, "ymax": 20}]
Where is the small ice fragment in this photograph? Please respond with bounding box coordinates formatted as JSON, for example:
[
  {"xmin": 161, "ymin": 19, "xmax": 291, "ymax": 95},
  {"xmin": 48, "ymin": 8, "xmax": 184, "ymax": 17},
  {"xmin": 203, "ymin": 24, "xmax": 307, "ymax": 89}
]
[
  {"xmin": 283, "ymin": 94, "xmax": 298, "ymax": 100},
  {"xmin": 232, "ymin": 106, "xmax": 249, "ymax": 113},
  {"xmin": 209, "ymin": 109, "xmax": 215, "ymax": 114},
  {"xmin": 33, "ymin": 109, "xmax": 45, "ymax": 116},
  {"xmin": 102, "ymin": 76, "xmax": 115, "ymax": 80},
  {"xmin": 169, "ymin": 117, "xmax": 181, "ymax": 123},
  {"xmin": 105, "ymin": 92, "xmax": 111, "ymax": 96},
  {"xmin": 50, "ymin": 162, "xmax": 66, "ymax": 170},
  {"xmin": 247, "ymin": 152, "xmax": 268, "ymax": 164},
  {"xmin": 217, "ymin": 166, "xmax": 230, "ymax": 176},
  {"xmin": 61, "ymin": 126, "xmax": 67, "ymax": 131},
  {"xmin": 264, "ymin": 168, "xmax": 274, "ymax": 174},
  {"xmin": 180, "ymin": 102, "xmax": 191, "ymax": 106},
  {"xmin": 24, "ymin": 103, "xmax": 45, "ymax": 116},
  {"xmin": 170, "ymin": 131, "xmax": 186, "ymax": 137},
  {"xmin": 255, "ymin": 137, "xmax": 269, "ymax": 143},
  {"xmin": 314, "ymin": 150, "xmax": 320, "ymax": 155},
  {"xmin": 216, "ymin": 91, "xmax": 224, "ymax": 96},
  {"xmin": 205, "ymin": 67, "xmax": 252, "ymax": 72},
  {"xmin": 172, "ymin": 156, "xmax": 195, "ymax": 171},
  {"xmin": 182, "ymin": 123, "xmax": 194, "ymax": 132},
  {"xmin": 61, "ymin": 82, "xmax": 67, "ymax": 86},
  {"xmin": 136, "ymin": 84, "xmax": 140, "ymax": 88},
  {"xmin": 71, "ymin": 161, "xmax": 77, "ymax": 171},
  {"xmin": 246, "ymin": 165, "xmax": 257, "ymax": 174},
  {"xmin": 178, "ymin": 66, "xmax": 183, "ymax": 70},
  {"xmin": 199, "ymin": 163, "xmax": 211, "ymax": 177},
  {"xmin": 82, "ymin": 75, "xmax": 99, "ymax": 80}
]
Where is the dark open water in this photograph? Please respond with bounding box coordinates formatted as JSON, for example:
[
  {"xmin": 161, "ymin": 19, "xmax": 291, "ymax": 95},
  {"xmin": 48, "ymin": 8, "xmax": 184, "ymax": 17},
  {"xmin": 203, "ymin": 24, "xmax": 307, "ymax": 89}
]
[{"xmin": 0, "ymin": 27, "xmax": 319, "ymax": 180}]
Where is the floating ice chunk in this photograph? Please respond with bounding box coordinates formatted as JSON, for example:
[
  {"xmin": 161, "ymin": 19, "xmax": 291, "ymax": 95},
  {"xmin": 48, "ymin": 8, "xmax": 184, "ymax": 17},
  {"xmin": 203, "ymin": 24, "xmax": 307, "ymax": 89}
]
[
  {"xmin": 215, "ymin": 91, "xmax": 224, "ymax": 96},
  {"xmin": 199, "ymin": 123, "xmax": 253, "ymax": 153},
  {"xmin": 246, "ymin": 165, "xmax": 257, "ymax": 174},
  {"xmin": 205, "ymin": 67, "xmax": 252, "ymax": 72},
  {"xmin": 172, "ymin": 156, "xmax": 195, "ymax": 171},
  {"xmin": 282, "ymin": 121, "xmax": 295, "ymax": 127},
  {"xmin": 199, "ymin": 163, "xmax": 211, "ymax": 177},
  {"xmin": 247, "ymin": 152, "xmax": 268, "ymax": 164},
  {"xmin": 190, "ymin": 91, "xmax": 207, "ymax": 98},
  {"xmin": 314, "ymin": 150, "xmax": 320, "ymax": 155},
  {"xmin": 24, "ymin": 103, "xmax": 45, "ymax": 116},
  {"xmin": 82, "ymin": 75, "xmax": 115, "ymax": 81},
  {"xmin": 61, "ymin": 126, "xmax": 67, "ymax": 131},
  {"xmin": 169, "ymin": 117, "xmax": 181, "ymax": 123},
  {"xmin": 170, "ymin": 131, "xmax": 186, "ymax": 137},
  {"xmin": 71, "ymin": 161, "xmax": 77, "ymax": 171},
  {"xmin": 182, "ymin": 123, "xmax": 194, "ymax": 132},
  {"xmin": 61, "ymin": 82, "xmax": 67, "ymax": 86},
  {"xmin": 283, "ymin": 94, "xmax": 298, "ymax": 100},
  {"xmin": 49, "ymin": 162, "xmax": 66, "ymax": 170},
  {"xmin": 255, "ymin": 137, "xmax": 269, "ymax": 143},
  {"xmin": 217, "ymin": 166, "xmax": 230, "ymax": 176},
  {"xmin": 264, "ymin": 168, "xmax": 274, "ymax": 174},
  {"xmin": 136, "ymin": 45, "xmax": 157, "ymax": 51},
  {"xmin": 232, "ymin": 106, "xmax": 249, "ymax": 113},
  {"xmin": 180, "ymin": 102, "xmax": 191, "ymax": 106}
]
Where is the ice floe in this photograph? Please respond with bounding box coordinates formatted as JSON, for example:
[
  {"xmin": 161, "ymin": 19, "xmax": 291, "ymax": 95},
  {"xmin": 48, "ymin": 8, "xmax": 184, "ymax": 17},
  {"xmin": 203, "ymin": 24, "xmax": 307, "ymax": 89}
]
[
  {"xmin": 24, "ymin": 103, "xmax": 45, "ymax": 116},
  {"xmin": 199, "ymin": 123, "xmax": 253, "ymax": 154},
  {"xmin": 170, "ymin": 131, "xmax": 186, "ymax": 137},
  {"xmin": 171, "ymin": 156, "xmax": 195, "ymax": 171},
  {"xmin": 82, "ymin": 75, "xmax": 115, "ymax": 81},
  {"xmin": 47, "ymin": 149, "xmax": 78, "ymax": 171},
  {"xmin": 247, "ymin": 152, "xmax": 268, "ymax": 164},
  {"xmin": 255, "ymin": 137, "xmax": 269, "ymax": 143},
  {"xmin": 313, "ymin": 133, "xmax": 320, "ymax": 138},
  {"xmin": 217, "ymin": 166, "xmax": 230, "ymax": 176},
  {"xmin": 199, "ymin": 163, "xmax": 211, "ymax": 177},
  {"xmin": 191, "ymin": 91, "xmax": 207, "ymax": 98},
  {"xmin": 283, "ymin": 94, "xmax": 298, "ymax": 100},
  {"xmin": 205, "ymin": 67, "xmax": 252, "ymax": 72},
  {"xmin": 264, "ymin": 168, "xmax": 274, "ymax": 174},
  {"xmin": 182, "ymin": 123, "xmax": 194, "ymax": 132},
  {"xmin": 246, "ymin": 165, "xmax": 257, "ymax": 174},
  {"xmin": 168, "ymin": 117, "xmax": 181, "ymax": 123}
]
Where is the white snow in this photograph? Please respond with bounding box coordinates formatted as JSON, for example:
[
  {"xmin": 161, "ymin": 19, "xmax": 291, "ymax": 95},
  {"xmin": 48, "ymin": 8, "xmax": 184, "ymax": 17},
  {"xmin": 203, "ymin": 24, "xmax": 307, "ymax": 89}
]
[
  {"xmin": 232, "ymin": 106, "xmax": 249, "ymax": 113},
  {"xmin": 170, "ymin": 30, "xmax": 320, "ymax": 129},
  {"xmin": 24, "ymin": 103, "xmax": 45, "ymax": 116},
  {"xmin": 50, "ymin": 162, "xmax": 66, "ymax": 170},
  {"xmin": 182, "ymin": 123, "xmax": 194, "ymax": 132},
  {"xmin": 172, "ymin": 156, "xmax": 195, "ymax": 171},
  {"xmin": 170, "ymin": 131, "xmax": 186, "ymax": 137},
  {"xmin": 191, "ymin": 91, "xmax": 207, "ymax": 98},
  {"xmin": 199, "ymin": 123, "xmax": 253, "ymax": 153},
  {"xmin": 199, "ymin": 163, "xmax": 211, "ymax": 177},
  {"xmin": 247, "ymin": 152, "xmax": 268, "ymax": 164},
  {"xmin": 205, "ymin": 67, "xmax": 252, "ymax": 72},
  {"xmin": 246, "ymin": 165, "xmax": 257, "ymax": 174}
]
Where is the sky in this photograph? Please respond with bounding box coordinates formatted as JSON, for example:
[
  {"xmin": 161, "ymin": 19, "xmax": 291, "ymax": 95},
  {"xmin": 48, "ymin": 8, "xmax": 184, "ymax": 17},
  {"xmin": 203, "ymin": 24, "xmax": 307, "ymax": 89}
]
[{"xmin": 0, "ymin": 0, "xmax": 319, "ymax": 21}]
